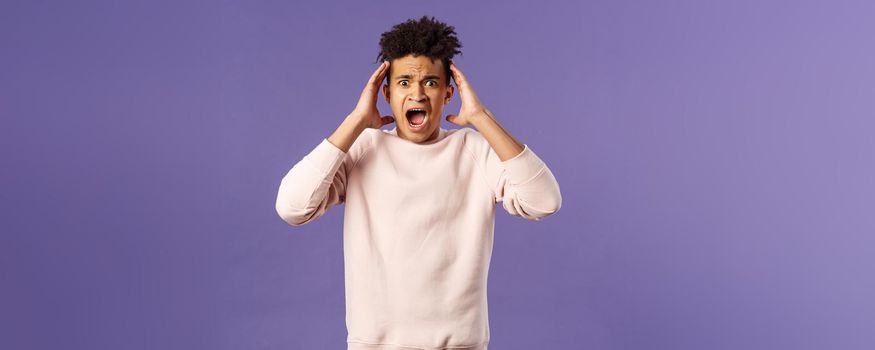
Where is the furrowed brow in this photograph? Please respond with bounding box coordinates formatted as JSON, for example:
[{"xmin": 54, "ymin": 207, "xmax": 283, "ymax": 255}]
[{"xmin": 395, "ymin": 74, "xmax": 441, "ymax": 81}]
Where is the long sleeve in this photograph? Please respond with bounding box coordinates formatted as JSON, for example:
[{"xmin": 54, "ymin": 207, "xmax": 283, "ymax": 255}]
[
  {"xmin": 275, "ymin": 138, "xmax": 354, "ymax": 226},
  {"xmin": 461, "ymin": 127, "xmax": 561, "ymax": 221},
  {"xmin": 489, "ymin": 144, "xmax": 562, "ymax": 220}
]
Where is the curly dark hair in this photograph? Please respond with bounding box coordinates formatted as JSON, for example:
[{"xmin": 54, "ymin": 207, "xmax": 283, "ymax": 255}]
[{"xmin": 375, "ymin": 15, "xmax": 463, "ymax": 87}]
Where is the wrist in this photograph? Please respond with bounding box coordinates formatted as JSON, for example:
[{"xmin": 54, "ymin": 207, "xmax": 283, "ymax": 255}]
[
  {"xmin": 328, "ymin": 114, "xmax": 368, "ymax": 153},
  {"xmin": 469, "ymin": 108, "xmax": 492, "ymax": 127},
  {"xmin": 345, "ymin": 114, "xmax": 370, "ymax": 132}
]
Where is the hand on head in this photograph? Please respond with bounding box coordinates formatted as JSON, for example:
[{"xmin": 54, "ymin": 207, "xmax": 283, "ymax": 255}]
[
  {"xmin": 445, "ymin": 62, "xmax": 488, "ymax": 127},
  {"xmin": 351, "ymin": 61, "xmax": 396, "ymax": 129}
]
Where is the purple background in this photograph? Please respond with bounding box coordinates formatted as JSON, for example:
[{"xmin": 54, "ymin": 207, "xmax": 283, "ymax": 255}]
[{"xmin": 3, "ymin": 0, "xmax": 874, "ymax": 349}]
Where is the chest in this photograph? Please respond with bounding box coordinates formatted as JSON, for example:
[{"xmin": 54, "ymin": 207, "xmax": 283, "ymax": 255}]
[{"xmin": 350, "ymin": 146, "xmax": 487, "ymax": 207}]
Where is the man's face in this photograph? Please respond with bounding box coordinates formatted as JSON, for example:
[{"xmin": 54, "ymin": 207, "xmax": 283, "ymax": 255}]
[{"xmin": 382, "ymin": 54, "xmax": 454, "ymax": 144}]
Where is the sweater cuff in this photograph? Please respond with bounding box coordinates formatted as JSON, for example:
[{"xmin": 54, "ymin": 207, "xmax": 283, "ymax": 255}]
[
  {"xmin": 303, "ymin": 138, "xmax": 348, "ymax": 177},
  {"xmin": 500, "ymin": 144, "xmax": 546, "ymax": 185}
]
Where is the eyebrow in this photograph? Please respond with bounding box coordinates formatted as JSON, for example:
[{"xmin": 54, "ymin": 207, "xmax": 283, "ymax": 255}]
[{"xmin": 395, "ymin": 74, "xmax": 441, "ymax": 81}]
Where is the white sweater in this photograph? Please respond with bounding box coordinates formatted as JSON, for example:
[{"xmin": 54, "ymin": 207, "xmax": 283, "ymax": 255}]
[{"xmin": 276, "ymin": 126, "xmax": 562, "ymax": 350}]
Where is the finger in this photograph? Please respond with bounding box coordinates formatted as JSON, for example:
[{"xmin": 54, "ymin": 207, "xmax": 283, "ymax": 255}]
[
  {"xmin": 368, "ymin": 61, "xmax": 389, "ymax": 86},
  {"xmin": 445, "ymin": 114, "xmax": 459, "ymax": 125},
  {"xmin": 378, "ymin": 61, "xmax": 389, "ymax": 79},
  {"xmin": 363, "ymin": 62, "xmax": 389, "ymax": 99},
  {"xmin": 449, "ymin": 62, "xmax": 465, "ymax": 84},
  {"xmin": 367, "ymin": 62, "xmax": 383, "ymax": 84}
]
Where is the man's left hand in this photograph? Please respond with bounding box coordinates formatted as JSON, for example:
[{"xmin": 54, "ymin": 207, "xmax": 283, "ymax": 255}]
[{"xmin": 445, "ymin": 62, "xmax": 491, "ymax": 127}]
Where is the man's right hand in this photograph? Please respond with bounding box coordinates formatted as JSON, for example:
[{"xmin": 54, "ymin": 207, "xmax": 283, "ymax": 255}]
[
  {"xmin": 327, "ymin": 61, "xmax": 395, "ymax": 153},
  {"xmin": 351, "ymin": 60, "xmax": 395, "ymax": 129}
]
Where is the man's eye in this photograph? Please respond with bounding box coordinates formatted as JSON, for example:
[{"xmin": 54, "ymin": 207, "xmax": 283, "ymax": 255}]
[{"xmin": 397, "ymin": 80, "xmax": 437, "ymax": 87}]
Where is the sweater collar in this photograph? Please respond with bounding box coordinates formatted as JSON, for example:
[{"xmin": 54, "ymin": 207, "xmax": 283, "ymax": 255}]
[{"xmin": 384, "ymin": 127, "xmax": 448, "ymax": 145}]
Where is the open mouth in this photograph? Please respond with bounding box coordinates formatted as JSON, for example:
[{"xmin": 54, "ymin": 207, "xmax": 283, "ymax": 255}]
[{"xmin": 405, "ymin": 108, "xmax": 428, "ymax": 131}]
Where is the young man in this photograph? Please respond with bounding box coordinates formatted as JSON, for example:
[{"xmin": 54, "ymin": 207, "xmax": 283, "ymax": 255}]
[{"xmin": 275, "ymin": 16, "xmax": 561, "ymax": 350}]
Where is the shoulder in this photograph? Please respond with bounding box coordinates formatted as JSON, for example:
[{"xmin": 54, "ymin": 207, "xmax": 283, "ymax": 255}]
[
  {"xmin": 459, "ymin": 126, "xmax": 488, "ymax": 145},
  {"xmin": 454, "ymin": 127, "xmax": 492, "ymax": 162},
  {"xmin": 347, "ymin": 128, "xmax": 383, "ymax": 166}
]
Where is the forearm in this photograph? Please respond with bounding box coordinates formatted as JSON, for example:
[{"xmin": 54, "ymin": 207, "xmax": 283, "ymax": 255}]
[
  {"xmin": 470, "ymin": 108, "xmax": 525, "ymax": 161},
  {"xmin": 327, "ymin": 114, "xmax": 368, "ymax": 153}
]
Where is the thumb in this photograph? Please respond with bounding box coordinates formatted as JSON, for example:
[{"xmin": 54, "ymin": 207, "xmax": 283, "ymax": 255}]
[
  {"xmin": 446, "ymin": 114, "xmax": 461, "ymax": 125},
  {"xmin": 381, "ymin": 115, "xmax": 395, "ymax": 125},
  {"xmin": 447, "ymin": 114, "xmax": 468, "ymax": 126}
]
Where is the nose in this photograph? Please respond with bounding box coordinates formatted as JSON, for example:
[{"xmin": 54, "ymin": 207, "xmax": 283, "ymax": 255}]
[{"xmin": 408, "ymin": 85, "xmax": 426, "ymax": 102}]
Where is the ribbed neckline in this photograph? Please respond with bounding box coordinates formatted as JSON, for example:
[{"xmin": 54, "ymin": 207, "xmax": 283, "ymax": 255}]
[{"xmin": 381, "ymin": 126, "xmax": 451, "ymax": 146}]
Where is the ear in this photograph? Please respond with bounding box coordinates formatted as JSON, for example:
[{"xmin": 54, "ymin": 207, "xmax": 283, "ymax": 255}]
[
  {"xmin": 444, "ymin": 84, "xmax": 454, "ymax": 104},
  {"xmin": 382, "ymin": 84, "xmax": 390, "ymax": 103}
]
